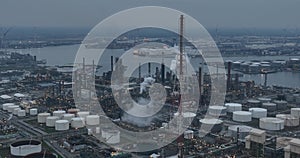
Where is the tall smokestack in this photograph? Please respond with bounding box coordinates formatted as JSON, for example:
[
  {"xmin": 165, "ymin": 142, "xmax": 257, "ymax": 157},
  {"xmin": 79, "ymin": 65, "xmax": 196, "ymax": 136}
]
[
  {"xmin": 83, "ymin": 57, "xmax": 86, "ymax": 89},
  {"xmin": 161, "ymin": 63, "xmax": 165, "ymax": 83},
  {"xmin": 179, "ymin": 15, "xmax": 184, "ymax": 77},
  {"xmin": 227, "ymin": 61, "xmax": 232, "ymax": 91},
  {"xmin": 138, "ymin": 63, "xmax": 141, "ymax": 82},
  {"xmin": 199, "ymin": 66, "xmax": 202, "ymax": 100},
  {"xmin": 264, "ymin": 73, "xmax": 268, "ymax": 88},
  {"xmin": 111, "ymin": 56, "xmax": 114, "ymax": 72},
  {"xmin": 148, "ymin": 62, "xmax": 151, "ymax": 76}
]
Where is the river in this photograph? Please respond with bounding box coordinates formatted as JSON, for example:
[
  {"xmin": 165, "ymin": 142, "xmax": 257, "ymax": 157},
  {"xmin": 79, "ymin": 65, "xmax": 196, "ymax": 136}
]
[{"xmin": 10, "ymin": 44, "xmax": 300, "ymax": 88}]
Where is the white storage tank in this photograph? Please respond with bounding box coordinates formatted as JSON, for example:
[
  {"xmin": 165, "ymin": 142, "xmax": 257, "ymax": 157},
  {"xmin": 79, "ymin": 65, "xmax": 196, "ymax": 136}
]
[
  {"xmin": 262, "ymin": 102, "xmax": 277, "ymax": 112},
  {"xmin": 259, "ymin": 117, "xmax": 284, "ymax": 131},
  {"xmin": 273, "ymin": 100, "xmax": 288, "ymax": 110},
  {"xmin": 174, "ymin": 112, "xmax": 197, "ymax": 127},
  {"xmin": 7, "ymin": 105, "xmax": 20, "ymax": 113},
  {"xmin": 53, "ymin": 110, "xmax": 66, "ymax": 118},
  {"xmin": 247, "ymin": 99, "xmax": 261, "ymax": 107},
  {"xmin": 184, "ymin": 130, "xmax": 194, "ymax": 139},
  {"xmin": 105, "ymin": 130, "xmax": 120, "ymax": 144},
  {"xmin": 10, "ymin": 140, "xmax": 42, "ymax": 156},
  {"xmin": 276, "ymin": 114, "xmax": 299, "ymax": 127},
  {"xmin": 228, "ymin": 125, "xmax": 252, "ymax": 140},
  {"xmin": 2, "ymin": 103, "xmax": 14, "ymax": 111},
  {"xmin": 17, "ymin": 110, "xmax": 26, "ymax": 117},
  {"xmin": 29, "ymin": 108, "xmax": 38, "ymax": 116},
  {"xmin": 13, "ymin": 108, "xmax": 21, "ymax": 115},
  {"xmin": 86, "ymin": 115, "xmax": 100, "ymax": 125},
  {"xmin": 71, "ymin": 117, "xmax": 85, "ymax": 128},
  {"xmin": 233, "ymin": 111, "xmax": 252, "ymax": 122},
  {"xmin": 62, "ymin": 114, "xmax": 75, "ymax": 122},
  {"xmin": 225, "ymin": 103, "xmax": 242, "ymax": 113},
  {"xmin": 258, "ymin": 97, "xmax": 272, "ymax": 103},
  {"xmin": 55, "ymin": 120, "xmax": 69, "ymax": 131},
  {"xmin": 77, "ymin": 111, "xmax": 90, "ymax": 119},
  {"xmin": 249, "ymin": 108, "xmax": 267, "ymax": 119},
  {"xmin": 87, "ymin": 128, "xmax": 93, "ymax": 135},
  {"xmin": 199, "ymin": 118, "xmax": 223, "ymax": 133},
  {"xmin": 46, "ymin": 116, "xmax": 59, "ymax": 127},
  {"xmin": 96, "ymin": 127, "xmax": 100, "ymax": 134},
  {"xmin": 208, "ymin": 106, "xmax": 227, "ymax": 116},
  {"xmin": 291, "ymin": 108, "xmax": 300, "ymax": 118},
  {"xmin": 37, "ymin": 113, "xmax": 51, "ymax": 123}
]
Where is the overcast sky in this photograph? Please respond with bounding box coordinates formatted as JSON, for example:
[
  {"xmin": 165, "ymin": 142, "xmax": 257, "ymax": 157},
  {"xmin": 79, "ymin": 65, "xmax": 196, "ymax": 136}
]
[{"xmin": 0, "ymin": 0, "xmax": 299, "ymax": 29}]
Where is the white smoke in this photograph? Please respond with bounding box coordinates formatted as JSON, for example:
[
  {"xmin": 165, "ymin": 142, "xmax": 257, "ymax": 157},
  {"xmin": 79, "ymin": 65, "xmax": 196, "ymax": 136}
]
[
  {"xmin": 140, "ymin": 77, "xmax": 155, "ymax": 94},
  {"xmin": 121, "ymin": 98, "xmax": 156, "ymax": 127}
]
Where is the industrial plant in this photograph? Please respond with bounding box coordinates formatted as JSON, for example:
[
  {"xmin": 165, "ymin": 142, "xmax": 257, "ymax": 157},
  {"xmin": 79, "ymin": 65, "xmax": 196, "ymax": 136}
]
[{"xmin": 0, "ymin": 14, "xmax": 300, "ymax": 158}]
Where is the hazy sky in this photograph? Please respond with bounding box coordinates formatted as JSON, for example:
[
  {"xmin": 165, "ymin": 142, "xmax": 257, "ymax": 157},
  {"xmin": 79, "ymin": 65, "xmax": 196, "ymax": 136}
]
[{"xmin": 0, "ymin": 0, "xmax": 299, "ymax": 29}]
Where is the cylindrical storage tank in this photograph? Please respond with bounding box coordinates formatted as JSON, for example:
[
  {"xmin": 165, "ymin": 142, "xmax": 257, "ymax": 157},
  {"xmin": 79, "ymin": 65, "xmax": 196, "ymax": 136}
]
[
  {"xmin": 77, "ymin": 111, "xmax": 90, "ymax": 119},
  {"xmin": 105, "ymin": 130, "xmax": 120, "ymax": 144},
  {"xmin": 46, "ymin": 116, "xmax": 59, "ymax": 127},
  {"xmin": 233, "ymin": 111, "xmax": 252, "ymax": 122},
  {"xmin": 17, "ymin": 110, "xmax": 26, "ymax": 117},
  {"xmin": 273, "ymin": 100, "xmax": 288, "ymax": 110},
  {"xmin": 208, "ymin": 106, "xmax": 227, "ymax": 116},
  {"xmin": 67, "ymin": 108, "xmax": 80, "ymax": 114},
  {"xmin": 13, "ymin": 108, "xmax": 21, "ymax": 115},
  {"xmin": 262, "ymin": 102, "xmax": 277, "ymax": 112},
  {"xmin": 3, "ymin": 103, "xmax": 14, "ymax": 111},
  {"xmin": 225, "ymin": 103, "xmax": 242, "ymax": 113},
  {"xmin": 29, "ymin": 108, "xmax": 38, "ymax": 116},
  {"xmin": 86, "ymin": 115, "xmax": 100, "ymax": 125},
  {"xmin": 228, "ymin": 125, "xmax": 252, "ymax": 140},
  {"xmin": 10, "ymin": 140, "xmax": 42, "ymax": 156},
  {"xmin": 247, "ymin": 99, "xmax": 261, "ymax": 107},
  {"xmin": 259, "ymin": 117, "xmax": 284, "ymax": 131},
  {"xmin": 7, "ymin": 105, "xmax": 20, "ymax": 113},
  {"xmin": 96, "ymin": 127, "xmax": 100, "ymax": 134},
  {"xmin": 276, "ymin": 114, "xmax": 299, "ymax": 127},
  {"xmin": 101, "ymin": 128, "xmax": 109, "ymax": 138},
  {"xmin": 173, "ymin": 112, "xmax": 197, "ymax": 127},
  {"xmin": 71, "ymin": 117, "xmax": 85, "ymax": 128},
  {"xmin": 184, "ymin": 130, "xmax": 194, "ymax": 139},
  {"xmin": 258, "ymin": 97, "xmax": 272, "ymax": 103},
  {"xmin": 53, "ymin": 110, "xmax": 66, "ymax": 118},
  {"xmin": 291, "ymin": 108, "xmax": 300, "ymax": 118},
  {"xmin": 62, "ymin": 114, "xmax": 75, "ymax": 122},
  {"xmin": 199, "ymin": 118, "xmax": 223, "ymax": 133},
  {"xmin": 87, "ymin": 128, "xmax": 92, "ymax": 135},
  {"xmin": 55, "ymin": 120, "xmax": 69, "ymax": 131},
  {"xmin": 249, "ymin": 108, "xmax": 267, "ymax": 119},
  {"xmin": 37, "ymin": 113, "xmax": 51, "ymax": 123}
]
